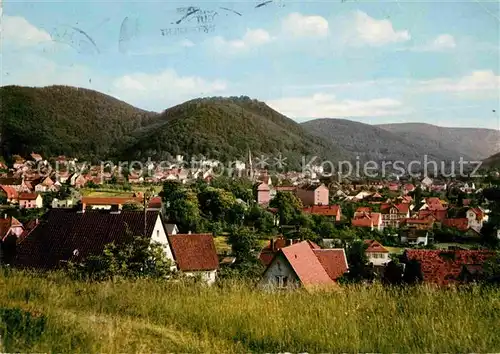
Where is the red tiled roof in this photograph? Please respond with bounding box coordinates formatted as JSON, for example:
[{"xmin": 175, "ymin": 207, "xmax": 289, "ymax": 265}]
[
  {"xmin": 442, "ymin": 218, "xmax": 469, "ymax": 231},
  {"xmin": 147, "ymin": 197, "xmax": 162, "ymax": 209},
  {"xmin": 363, "ymin": 240, "xmax": 389, "ymax": 253},
  {"xmin": 313, "ymin": 249, "xmax": 348, "ymax": 280},
  {"xmin": 352, "ymin": 212, "xmax": 381, "ymax": 227},
  {"xmin": 259, "ymin": 237, "xmax": 307, "ymax": 266},
  {"xmin": 168, "ymin": 234, "xmax": 219, "ymax": 271},
  {"xmin": 16, "ymin": 210, "xmax": 161, "ymax": 269},
  {"xmin": 404, "ymin": 250, "xmax": 496, "ymax": 286},
  {"xmin": 280, "ymin": 241, "xmax": 336, "ymax": 288},
  {"xmin": 469, "ymin": 208, "xmax": 484, "ymax": 219},
  {"xmin": 418, "ymin": 209, "xmax": 447, "ymax": 221},
  {"xmin": 0, "ymin": 185, "xmax": 18, "ymax": 199},
  {"xmin": 380, "ymin": 203, "xmax": 409, "ymax": 214},
  {"xmin": 356, "ymin": 207, "xmax": 372, "ymax": 213},
  {"xmin": 19, "ymin": 193, "xmax": 38, "ymax": 200},
  {"xmin": 0, "ymin": 217, "xmax": 23, "ymax": 240},
  {"xmin": 302, "ymin": 205, "xmax": 340, "ymax": 216},
  {"xmin": 352, "ymin": 217, "xmax": 373, "ymax": 228}
]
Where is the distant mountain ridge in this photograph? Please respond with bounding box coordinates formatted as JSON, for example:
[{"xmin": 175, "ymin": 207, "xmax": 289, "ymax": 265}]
[
  {"xmin": 483, "ymin": 152, "xmax": 500, "ymax": 168},
  {"xmin": 376, "ymin": 123, "xmax": 499, "ymax": 160},
  {"xmin": 301, "ymin": 118, "xmax": 469, "ymax": 163},
  {"xmin": 0, "ymin": 85, "xmax": 496, "ymax": 166}
]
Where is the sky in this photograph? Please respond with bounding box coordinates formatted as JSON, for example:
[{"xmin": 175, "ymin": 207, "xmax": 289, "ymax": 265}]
[{"xmin": 2, "ymin": 0, "xmax": 500, "ymax": 129}]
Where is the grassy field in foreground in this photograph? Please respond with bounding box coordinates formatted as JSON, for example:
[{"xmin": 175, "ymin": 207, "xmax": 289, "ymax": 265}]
[{"xmin": 1, "ymin": 272, "xmax": 500, "ymax": 353}]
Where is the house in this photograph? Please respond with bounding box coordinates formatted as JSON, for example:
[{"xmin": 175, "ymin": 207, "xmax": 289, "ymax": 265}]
[
  {"xmin": 0, "ymin": 216, "xmax": 24, "ymax": 241},
  {"xmin": 69, "ymin": 174, "xmax": 87, "ymax": 189},
  {"xmin": 35, "ymin": 176, "xmax": 57, "ymax": 193},
  {"xmin": 52, "ymin": 197, "xmax": 77, "ymax": 209},
  {"xmin": 0, "ymin": 216, "xmax": 26, "ymax": 265},
  {"xmin": 400, "ymin": 229, "xmax": 430, "ymax": 246},
  {"xmin": 442, "ymin": 218, "xmax": 469, "ymax": 231},
  {"xmin": 418, "ymin": 209, "xmax": 447, "ymax": 223},
  {"xmin": 380, "ymin": 203, "xmax": 411, "ymax": 228},
  {"xmin": 256, "ymin": 182, "xmax": 271, "ymax": 205},
  {"xmin": 402, "ymin": 250, "xmax": 496, "ymax": 286},
  {"xmin": 352, "ymin": 212, "xmax": 383, "ymax": 231},
  {"xmin": 13, "ymin": 158, "xmax": 26, "ymax": 170},
  {"xmin": 259, "ymin": 237, "xmax": 302, "ymax": 266},
  {"xmin": 400, "ymin": 217, "xmax": 435, "ymax": 230},
  {"xmin": 81, "ymin": 196, "xmax": 143, "ymax": 210},
  {"xmin": 0, "ymin": 185, "xmax": 18, "ymax": 203},
  {"xmin": 295, "ymin": 184, "xmax": 329, "ymax": 206},
  {"xmin": 421, "ymin": 177, "xmax": 433, "ymax": 190},
  {"xmin": 0, "ymin": 178, "xmax": 23, "ymax": 191},
  {"xmin": 18, "ymin": 193, "xmax": 43, "ymax": 209},
  {"xmin": 403, "ymin": 184, "xmax": 415, "ymax": 194},
  {"xmin": 466, "ymin": 207, "xmax": 488, "ymax": 232},
  {"xmin": 259, "ymin": 241, "xmax": 347, "ymax": 291},
  {"xmin": 302, "ymin": 205, "xmax": 341, "ymax": 221},
  {"xmin": 30, "ymin": 153, "xmax": 43, "ymax": 163},
  {"xmin": 364, "ymin": 240, "xmax": 390, "ymax": 267},
  {"xmin": 168, "ymin": 234, "xmax": 219, "ymax": 285},
  {"xmin": 147, "ymin": 197, "xmax": 163, "ymax": 211},
  {"xmin": 15, "ymin": 209, "xmax": 175, "ymax": 270}
]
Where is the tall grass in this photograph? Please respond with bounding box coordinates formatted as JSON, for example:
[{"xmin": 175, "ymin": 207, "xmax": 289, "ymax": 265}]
[{"xmin": 1, "ymin": 271, "xmax": 499, "ymax": 352}]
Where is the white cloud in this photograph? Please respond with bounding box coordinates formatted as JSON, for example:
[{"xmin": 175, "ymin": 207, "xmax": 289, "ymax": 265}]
[
  {"xmin": 409, "ymin": 34, "xmax": 457, "ymax": 52},
  {"xmin": 1, "ymin": 16, "xmax": 52, "ymax": 47},
  {"xmin": 211, "ymin": 28, "xmax": 273, "ymax": 54},
  {"xmin": 180, "ymin": 39, "xmax": 195, "ymax": 47},
  {"xmin": 417, "ymin": 70, "xmax": 500, "ymax": 93},
  {"xmin": 350, "ymin": 11, "xmax": 410, "ymax": 46},
  {"xmin": 112, "ymin": 69, "xmax": 228, "ymax": 106},
  {"xmin": 266, "ymin": 93, "xmax": 405, "ymax": 119},
  {"xmin": 3, "ymin": 53, "xmax": 227, "ymax": 111},
  {"xmin": 281, "ymin": 12, "xmax": 329, "ymax": 38}
]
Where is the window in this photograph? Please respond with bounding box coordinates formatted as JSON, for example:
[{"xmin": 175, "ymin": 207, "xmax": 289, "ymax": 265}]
[
  {"xmin": 275, "ymin": 275, "xmax": 288, "ymax": 288},
  {"xmin": 157, "ymin": 230, "xmax": 160, "ymax": 238}
]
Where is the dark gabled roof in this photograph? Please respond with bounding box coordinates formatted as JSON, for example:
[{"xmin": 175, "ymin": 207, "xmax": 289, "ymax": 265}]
[
  {"xmin": 16, "ymin": 209, "xmax": 160, "ymax": 269},
  {"xmin": 168, "ymin": 234, "xmax": 219, "ymax": 271},
  {"xmin": 0, "ymin": 178, "xmax": 22, "ymax": 185}
]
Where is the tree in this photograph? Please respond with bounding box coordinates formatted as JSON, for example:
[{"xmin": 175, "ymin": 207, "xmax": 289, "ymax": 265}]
[
  {"xmin": 269, "ymin": 191, "xmax": 303, "ymax": 225},
  {"xmin": 165, "ymin": 190, "xmax": 201, "ymax": 233},
  {"xmin": 403, "ymin": 259, "xmax": 423, "ymax": 285},
  {"xmin": 245, "ymin": 205, "xmax": 275, "ymax": 233},
  {"xmin": 68, "ymin": 232, "xmax": 174, "ymax": 281},
  {"xmin": 198, "ymin": 187, "xmax": 237, "ymax": 222},
  {"xmin": 224, "ymin": 226, "xmax": 264, "ymax": 279},
  {"xmin": 341, "ymin": 240, "xmax": 375, "ymax": 283}
]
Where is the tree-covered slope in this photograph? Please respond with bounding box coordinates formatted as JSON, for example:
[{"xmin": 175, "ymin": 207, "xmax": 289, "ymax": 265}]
[
  {"xmin": 302, "ymin": 118, "xmax": 468, "ymax": 163},
  {"xmin": 0, "ymin": 85, "xmax": 158, "ymax": 160},
  {"xmin": 122, "ymin": 96, "xmax": 347, "ymax": 166}
]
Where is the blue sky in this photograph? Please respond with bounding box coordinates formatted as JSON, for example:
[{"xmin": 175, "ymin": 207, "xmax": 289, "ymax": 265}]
[{"xmin": 2, "ymin": 0, "xmax": 499, "ymax": 129}]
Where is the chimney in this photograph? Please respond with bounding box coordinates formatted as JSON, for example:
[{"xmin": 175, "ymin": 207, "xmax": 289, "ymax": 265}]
[
  {"xmin": 286, "ymin": 239, "xmax": 293, "ymax": 246},
  {"xmin": 188, "ymin": 230, "xmax": 192, "ymax": 235},
  {"xmin": 4, "ymin": 214, "xmax": 6, "ymax": 219},
  {"xmin": 270, "ymin": 238, "xmax": 275, "ymax": 251}
]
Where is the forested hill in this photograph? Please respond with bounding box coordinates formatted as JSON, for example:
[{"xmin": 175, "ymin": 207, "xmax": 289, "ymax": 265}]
[{"xmin": 0, "ymin": 85, "xmax": 158, "ymax": 161}]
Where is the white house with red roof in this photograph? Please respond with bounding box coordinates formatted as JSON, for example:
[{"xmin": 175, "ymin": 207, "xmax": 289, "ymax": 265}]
[
  {"xmin": 259, "ymin": 241, "xmax": 347, "ymax": 291},
  {"xmin": 364, "ymin": 240, "xmax": 390, "ymax": 267},
  {"xmin": 466, "ymin": 207, "xmax": 488, "ymax": 232},
  {"xmin": 18, "ymin": 193, "xmax": 43, "ymax": 209},
  {"xmin": 352, "ymin": 211, "xmax": 383, "ymax": 231},
  {"xmin": 380, "ymin": 203, "xmax": 411, "ymax": 228}
]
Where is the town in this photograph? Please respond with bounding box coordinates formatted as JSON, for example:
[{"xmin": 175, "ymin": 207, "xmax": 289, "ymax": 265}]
[{"xmin": 0, "ymin": 151, "xmax": 499, "ymax": 289}]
